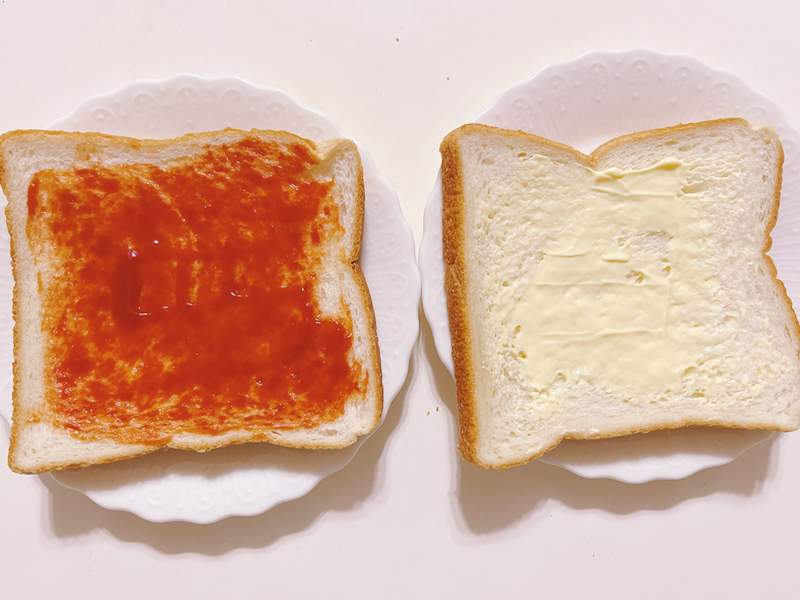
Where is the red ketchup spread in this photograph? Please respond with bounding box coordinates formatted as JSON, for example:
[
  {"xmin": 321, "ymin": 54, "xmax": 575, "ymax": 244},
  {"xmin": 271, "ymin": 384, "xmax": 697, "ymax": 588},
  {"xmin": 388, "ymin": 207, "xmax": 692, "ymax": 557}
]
[{"xmin": 26, "ymin": 138, "xmax": 364, "ymax": 444}]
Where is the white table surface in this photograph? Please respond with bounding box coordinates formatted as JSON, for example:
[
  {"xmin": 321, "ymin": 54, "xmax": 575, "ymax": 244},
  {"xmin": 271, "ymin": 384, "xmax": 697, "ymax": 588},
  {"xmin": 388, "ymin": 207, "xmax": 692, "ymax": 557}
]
[{"xmin": 2, "ymin": 1, "xmax": 800, "ymax": 598}]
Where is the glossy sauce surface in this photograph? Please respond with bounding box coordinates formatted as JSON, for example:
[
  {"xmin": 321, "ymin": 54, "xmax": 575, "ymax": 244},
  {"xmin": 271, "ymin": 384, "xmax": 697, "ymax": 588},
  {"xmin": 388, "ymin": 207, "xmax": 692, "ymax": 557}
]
[{"xmin": 27, "ymin": 137, "xmax": 363, "ymax": 444}]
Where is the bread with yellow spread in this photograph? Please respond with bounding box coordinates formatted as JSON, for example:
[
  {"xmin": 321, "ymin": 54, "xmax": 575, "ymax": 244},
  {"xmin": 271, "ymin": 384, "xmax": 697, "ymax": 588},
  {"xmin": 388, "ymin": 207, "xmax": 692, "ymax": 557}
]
[
  {"xmin": 0, "ymin": 128, "xmax": 382, "ymax": 474},
  {"xmin": 441, "ymin": 119, "xmax": 800, "ymax": 469}
]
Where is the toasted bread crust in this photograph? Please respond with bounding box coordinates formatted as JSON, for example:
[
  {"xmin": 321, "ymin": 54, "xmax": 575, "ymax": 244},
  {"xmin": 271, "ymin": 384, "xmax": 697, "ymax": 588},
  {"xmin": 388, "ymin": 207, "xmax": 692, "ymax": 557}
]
[
  {"xmin": 440, "ymin": 131, "xmax": 479, "ymax": 463},
  {"xmin": 1, "ymin": 128, "xmax": 382, "ymax": 473},
  {"xmin": 441, "ymin": 119, "xmax": 800, "ymax": 469}
]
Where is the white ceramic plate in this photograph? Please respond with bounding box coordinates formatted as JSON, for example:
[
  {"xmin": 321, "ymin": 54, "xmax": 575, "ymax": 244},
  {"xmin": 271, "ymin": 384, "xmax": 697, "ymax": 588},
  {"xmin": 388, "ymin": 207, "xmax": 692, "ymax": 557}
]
[
  {"xmin": 0, "ymin": 75, "xmax": 421, "ymax": 522},
  {"xmin": 419, "ymin": 49, "xmax": 800, "ymax": 483}
]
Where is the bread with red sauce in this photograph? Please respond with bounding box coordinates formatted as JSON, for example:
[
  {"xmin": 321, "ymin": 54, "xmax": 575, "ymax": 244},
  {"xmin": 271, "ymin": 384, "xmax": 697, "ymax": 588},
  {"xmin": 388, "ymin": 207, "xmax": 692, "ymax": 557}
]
[{"xmin": 0, "ymin": 128, "xmax": 382, "ymax": 474}]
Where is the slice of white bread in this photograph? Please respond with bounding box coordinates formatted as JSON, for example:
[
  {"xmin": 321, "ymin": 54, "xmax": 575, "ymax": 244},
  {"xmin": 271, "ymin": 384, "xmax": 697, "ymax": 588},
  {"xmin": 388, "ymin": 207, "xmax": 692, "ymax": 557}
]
[
  {"xmin": 441, "ymin": 119, "xmax": 800, "ymax": 469},
  {"xmin": 0, "ymin": 128, "xmax": 382, "ymax": 474}
]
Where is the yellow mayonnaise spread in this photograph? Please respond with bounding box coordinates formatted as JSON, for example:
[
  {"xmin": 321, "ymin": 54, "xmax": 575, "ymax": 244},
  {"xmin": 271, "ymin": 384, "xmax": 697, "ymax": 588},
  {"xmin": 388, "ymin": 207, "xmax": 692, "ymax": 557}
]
[
  {"xmin": 484, "ymin": 154, "xmax": 773, "ymax": 402},
  {"xmin": 511, "ymin": 157, "xmax": 697, "ymax": 395}
]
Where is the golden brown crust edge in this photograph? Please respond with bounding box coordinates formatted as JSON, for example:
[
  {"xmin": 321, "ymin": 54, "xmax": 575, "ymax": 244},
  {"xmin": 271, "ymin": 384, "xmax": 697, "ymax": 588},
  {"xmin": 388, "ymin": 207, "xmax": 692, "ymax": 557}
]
[
  {"xmin": 352, "ymin": 262, "xmax": 384, "ymax": 434},
  {"xmin": 590, "ymin": 117, "xmax": 750, "ymax": 163},
  {"xmin": 2, "ymin": 128, "xmax": 382, "ymax": 473},
  {"xmin": 474, "ymin": 416, "xmax": 800, "ymax": 471},
  {"xmin": 750, "ymin": 125, "xmax": 800, "ymax": 373},
  {"xmin": 0, "ymin": 127, "xmax": 300, "ymax": 157},
  {"xmin": 3, "ymin": 132, "xmax": 22, "ymax": 472},
  {"xmin": 440, "ymin": 127, "xmax": 480, "ymax": 464}
]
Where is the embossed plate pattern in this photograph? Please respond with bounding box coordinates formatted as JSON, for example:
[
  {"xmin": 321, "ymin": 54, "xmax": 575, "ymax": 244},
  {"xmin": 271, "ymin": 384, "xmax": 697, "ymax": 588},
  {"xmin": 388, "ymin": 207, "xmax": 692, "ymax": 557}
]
[
  {"xmin": 0, "ymin": 75, "xmax": 420, "ymax": 522},
  {"xmin": 419, "ymin": 49, "xmax": 800, "ymax": 482}
]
